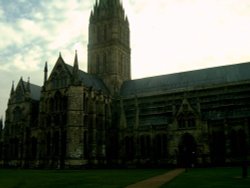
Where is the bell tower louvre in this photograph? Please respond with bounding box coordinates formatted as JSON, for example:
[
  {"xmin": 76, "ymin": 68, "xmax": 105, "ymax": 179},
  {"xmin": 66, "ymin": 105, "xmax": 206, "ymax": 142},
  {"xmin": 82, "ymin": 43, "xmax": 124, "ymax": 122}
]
[{"xmin": 88, "ymin": 0, "xmax": 131, "ymax": 95}]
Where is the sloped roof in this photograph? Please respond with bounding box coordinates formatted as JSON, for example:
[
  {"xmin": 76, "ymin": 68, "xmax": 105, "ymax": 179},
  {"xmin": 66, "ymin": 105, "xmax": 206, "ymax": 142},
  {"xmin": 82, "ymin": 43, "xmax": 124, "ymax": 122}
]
[
  {"xmin": 29, "ymin": 83, "xmax": 42, "ymax": 100},
  {"xmin": 121, "ymin": 62, "xmax": 250, "ymax": 97},
  {"xmin": 22, "ymin": 81, "xmax": 41, "ymax": 100},
  {"xmin": 65, "ymin": 64, "xmax": 109, "ymax": 93}
]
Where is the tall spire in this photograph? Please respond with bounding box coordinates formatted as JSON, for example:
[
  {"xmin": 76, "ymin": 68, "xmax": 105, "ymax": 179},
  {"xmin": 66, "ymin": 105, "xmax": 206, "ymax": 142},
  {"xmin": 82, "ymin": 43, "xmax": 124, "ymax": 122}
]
[
  {"xmin": 91, "ymin": 0, "xmax": 125, "ymax": 21},
  {"xmin": 44, "ymin": 61, "xmax": 48, "ymax": 85},
  {"xmin": 72, "ymin": 50, "xmax": 80, "ymax": 85}
]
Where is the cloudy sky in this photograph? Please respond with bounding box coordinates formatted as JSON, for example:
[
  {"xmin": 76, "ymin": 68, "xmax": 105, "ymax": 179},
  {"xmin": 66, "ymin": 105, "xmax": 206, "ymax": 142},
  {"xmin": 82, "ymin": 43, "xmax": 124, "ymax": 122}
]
[{"xmin": 1, "ymin": 0, "xmax": 250, "ymax": 119}]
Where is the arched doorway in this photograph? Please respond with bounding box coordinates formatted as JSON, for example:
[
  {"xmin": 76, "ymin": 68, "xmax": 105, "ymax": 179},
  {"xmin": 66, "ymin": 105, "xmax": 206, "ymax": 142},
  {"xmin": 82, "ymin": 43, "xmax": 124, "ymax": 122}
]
[{"xmin": 178, "ymin": 133, "xmax": 197, "ymax": 167}]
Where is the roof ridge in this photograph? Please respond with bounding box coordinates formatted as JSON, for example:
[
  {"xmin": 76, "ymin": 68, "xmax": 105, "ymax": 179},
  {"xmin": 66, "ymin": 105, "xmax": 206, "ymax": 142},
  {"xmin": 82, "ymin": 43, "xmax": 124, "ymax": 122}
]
[
  {"xmin": 130, "ymin": 62, "xmax": 250, "ymax": 82},
  {"xmin": 121, "ymin": 62, "xmax": 250, "ymax": 96}
]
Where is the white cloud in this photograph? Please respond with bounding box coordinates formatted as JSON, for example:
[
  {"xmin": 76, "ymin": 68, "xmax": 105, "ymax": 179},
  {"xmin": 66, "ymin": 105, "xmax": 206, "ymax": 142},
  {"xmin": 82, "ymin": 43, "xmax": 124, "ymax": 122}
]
[
  {"xmin": 0, "ymin": 7, "xmax": 3, "ymax": 18},
  {"xmin": 0, "ymin": 0, "xmax": 92, "ymax": 118},
  {"xmin": 128, "ymin": 0, "xmax": 250, "ymax": 78},
  {"xmin": 1, "ymin": 0, "xmax": 250, "ymax": 117},
  {"xmin": 0, "ymin": 23, "xmax": 23, "ymax": 49}
]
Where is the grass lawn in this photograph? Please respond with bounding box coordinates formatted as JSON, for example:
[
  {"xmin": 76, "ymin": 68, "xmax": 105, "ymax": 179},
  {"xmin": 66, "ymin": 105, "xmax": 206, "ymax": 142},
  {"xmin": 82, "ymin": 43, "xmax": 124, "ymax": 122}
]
[
  {"xmin": 161, "ymin": 167, "xmax": 250, "ymax": 188},
  {"xmin": 0, "ymin": 168, "xmax": 167, "ymax": 188}
]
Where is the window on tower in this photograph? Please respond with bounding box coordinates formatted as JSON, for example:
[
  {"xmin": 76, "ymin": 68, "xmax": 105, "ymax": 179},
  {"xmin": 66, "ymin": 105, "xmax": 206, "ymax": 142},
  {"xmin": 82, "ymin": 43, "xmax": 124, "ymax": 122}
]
[
  {"xmin": 96, "ymin": 55, "xmax": 100, "ymax": 73},
  {"xmin": 104, "ymin": 25, "xmax": 108, "ymax": 41},
  {"xmin": 97, "ymin": 26, "xmax": 101, "ymax": 42},
  {"xmin": 103, "ymin": 53, "xmax": 107, "ymax": 73},
  {"xmin": 13, "ymin": 107, "xmax": 22, "ymax": 122}
]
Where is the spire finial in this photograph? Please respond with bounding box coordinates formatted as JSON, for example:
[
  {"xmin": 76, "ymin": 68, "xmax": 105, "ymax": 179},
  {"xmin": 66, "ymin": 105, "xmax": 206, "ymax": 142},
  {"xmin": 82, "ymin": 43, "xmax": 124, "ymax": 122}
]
[
  {"xmin": 44, "ymin": 61, "xmax": 48, "ymax": 85},
  {"xmin": 11, "ymin": 81, "xmax": 15, "ymax": 95},
  {"xmin": 74, "ymin": 50, "xmax": 78, "ymax": 66},
  {"xmin": 73, "ymin": 50, "xmax": 79, "ymax": 85},
  {"xmin": 27, "ymin": 77, "xmax": 30, "ymax": 91}
]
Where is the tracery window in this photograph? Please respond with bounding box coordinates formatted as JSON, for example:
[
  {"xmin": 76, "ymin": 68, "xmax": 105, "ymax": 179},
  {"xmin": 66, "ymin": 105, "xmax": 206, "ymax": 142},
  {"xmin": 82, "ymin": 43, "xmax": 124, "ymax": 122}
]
[
  {"xmin": 83, "ymin": 131, "xmax": 89, "ymax": 158},
  {"xmin": 104, "ymin": 24, "xmax": 108, "ymax": 41},
  {"xmin": 177, "ymin": 112, "xmax": 196, "ymax": 129},
  {"xmin": 97, "ymin": 25, "xmax": 101, "ymax": 42},
  {"xmin": 96, "ymin": 55, "xmax": 100, "ymax": 73},
  {"xmin": 154, "ymin": 134, "xmax": 168, "ymax": 159},
  {"xmin": 124, "ymin": 136, "xmax": 135, "ymax": 160},
  {"xmin": 46, "ymin": 133, "xmax": 51, "ymax": 156},
  {"xmin": 83, "ymin": 93, "xmax": 88, "ymax": 112},
  {"xmin": 103, "ymin": 53, "xmax": 107, "ymax": 73},
  {"xmin": 140, "ymin": 135, "xmax": 151, "ymax": 158},
  {"xmin": 31, "ymin": 137, "xmax": 37, "ymax": 159},
  {"xmin": 13, "ymin": 107, "xmax": 22, "ymax": 122},
  {"xmin": 51, "ymin": 70, "xmax": 69, "ymax": 89}
]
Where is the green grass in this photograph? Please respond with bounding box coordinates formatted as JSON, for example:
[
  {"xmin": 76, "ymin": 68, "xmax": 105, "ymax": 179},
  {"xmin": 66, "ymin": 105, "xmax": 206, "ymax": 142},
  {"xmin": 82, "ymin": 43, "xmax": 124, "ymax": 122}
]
[
  {"xmin": 0, "ymin": 169, "xmax": 167, "ymax": 188},
  {"xmin": 161, "ymin": 167, "xmax": 250, "ymax": 188}
]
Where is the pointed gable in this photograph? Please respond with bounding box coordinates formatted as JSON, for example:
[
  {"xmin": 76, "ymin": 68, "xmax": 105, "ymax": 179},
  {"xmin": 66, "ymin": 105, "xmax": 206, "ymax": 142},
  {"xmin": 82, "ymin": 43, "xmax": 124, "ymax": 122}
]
[
  {"xmin": 48, "ymin": 53, "xmax": 71, "ymax": 81},
  {"xmin": 45, "ymin": 52, "xmax": 109, "ymax": 93},
  {"xmin": 46, "ymin": 53, "xmax": 73, "ymax": 90},
  {"xmin": 12, "ymin": 77, "xmax": 41, "ymax": 102},
  {"xmin": 15, "ymin": 77, "xmax": 27, "ymax": 100}
]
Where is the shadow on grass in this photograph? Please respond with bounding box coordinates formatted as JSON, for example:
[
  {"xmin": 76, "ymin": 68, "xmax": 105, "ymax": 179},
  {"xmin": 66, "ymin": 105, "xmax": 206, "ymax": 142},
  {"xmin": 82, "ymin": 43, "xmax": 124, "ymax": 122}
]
[
  {"xmin": 161, "ymin": 167, "xmax": 250, "ymax": 188},
  {"xmin": 0, "ymin": 169, "xmax": 168, "ymax": 188}
]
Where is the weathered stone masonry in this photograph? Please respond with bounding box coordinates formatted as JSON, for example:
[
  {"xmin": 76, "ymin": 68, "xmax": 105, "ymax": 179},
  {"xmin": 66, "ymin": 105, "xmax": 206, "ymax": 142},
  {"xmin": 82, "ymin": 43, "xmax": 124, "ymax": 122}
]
[{"xmin": 0, "ymin": 0, "xmax": 250, "ymax": 168}]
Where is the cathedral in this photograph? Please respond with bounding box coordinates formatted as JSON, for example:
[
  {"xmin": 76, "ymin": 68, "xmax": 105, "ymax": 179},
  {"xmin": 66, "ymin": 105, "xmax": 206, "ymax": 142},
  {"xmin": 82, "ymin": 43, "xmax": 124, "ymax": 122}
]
[{"xmin": 0, "ymin": 0, "xmax": 250, "ymax": 168}]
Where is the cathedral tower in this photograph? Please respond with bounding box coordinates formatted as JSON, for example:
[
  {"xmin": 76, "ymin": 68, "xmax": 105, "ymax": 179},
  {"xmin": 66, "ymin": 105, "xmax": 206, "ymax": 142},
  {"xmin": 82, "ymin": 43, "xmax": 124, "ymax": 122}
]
[{"xmin": 88, "ymin": 0, "xmax": 131, "ymax": 95}]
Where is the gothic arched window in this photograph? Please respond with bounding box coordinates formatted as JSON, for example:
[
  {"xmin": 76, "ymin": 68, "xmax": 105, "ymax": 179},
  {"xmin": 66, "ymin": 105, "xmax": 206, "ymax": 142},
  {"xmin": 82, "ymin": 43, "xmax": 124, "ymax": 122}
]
[
  {"xmin": 177, "ymin": 112, "xmax": 196, "ymax": 129},
  {"xmin": 31, "ymin": 137, "xmax": 37, "ymax": 159},
  {"xmin": 96, "ymin": 55, "xmax": 100, "ymax": 73},
  {"xmin": 104, "ymin": 24, "xmax": 108, "ymax": 41},
  {"xmin": 154, "ymin": 134, "xmax": 168, "ymax": 159},
  {"xmin": 140, "ymin": 135, "xmax": 151, "ymax": 159},
  {"xmin": 103, "ymin": 53, "xmax": 107, "ymax": 73},
  {"xmin": 178, "ymin": 114, "xmax": 185, "ymax": 128},
  {"xmin": 13, "ymin": 107, "xmax": 22, "ymax": 122}
]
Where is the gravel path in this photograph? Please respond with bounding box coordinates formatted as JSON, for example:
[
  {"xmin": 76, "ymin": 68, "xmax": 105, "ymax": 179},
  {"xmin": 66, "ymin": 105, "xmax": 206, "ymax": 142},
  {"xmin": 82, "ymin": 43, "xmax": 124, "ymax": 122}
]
[{"xmin": 125, "ymin": 168, "xmax": 185, "ymax": 188}]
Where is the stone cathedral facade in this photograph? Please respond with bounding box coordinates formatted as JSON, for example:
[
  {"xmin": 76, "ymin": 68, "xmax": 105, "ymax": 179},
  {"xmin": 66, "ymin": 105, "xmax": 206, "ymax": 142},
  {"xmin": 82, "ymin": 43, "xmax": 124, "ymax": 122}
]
[{"xmin": 0, "ymin": 0, "xmax": 250, "ymax": 168}]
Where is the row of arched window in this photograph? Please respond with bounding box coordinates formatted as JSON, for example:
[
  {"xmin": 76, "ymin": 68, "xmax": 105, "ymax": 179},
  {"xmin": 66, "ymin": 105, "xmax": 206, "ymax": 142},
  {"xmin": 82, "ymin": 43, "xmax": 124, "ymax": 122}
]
[
  {"xmin": 96, "ymin": 53, "xmax": 108, "ymax": 74},
  {"xmin": 90, "ymin": 24, "xmax": 129, "ymax": 45},
  {"xmin": 45, "ymin": 92, "xmax": 67, "ymax": 113},
  {"xmin": 93, "ymin": 51, "xmax": 129, "ymax": 77},
  {"xmin": 124, "ymin": 134, "xmax": 168, "ymax": 160},
  {"xmin": 177, "ymin": 113, "xmax": 196, "ymax": 129},
  {"xmin": 51, "ymin": 71, "xmax": 69, "ymax": 89},
  {"xmin": 209, "ymin": 129, "xmax": 247, "ymax": 165},
  {"xmin": 4, "ymin": 137, "xmax": 37, "ymax": 160}
]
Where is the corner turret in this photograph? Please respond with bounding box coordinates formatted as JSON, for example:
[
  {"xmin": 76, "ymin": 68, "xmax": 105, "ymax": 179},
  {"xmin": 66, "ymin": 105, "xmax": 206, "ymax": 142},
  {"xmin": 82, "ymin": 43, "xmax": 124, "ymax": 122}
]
[
  {"xmin": 72, "ymin": 50, "xmax": 80, "ymax": 85},
  {"xmin": 44, "ymin": 61, "xmax": 48, "ymax": 85}
]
